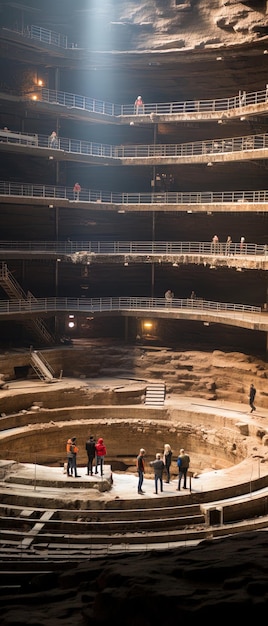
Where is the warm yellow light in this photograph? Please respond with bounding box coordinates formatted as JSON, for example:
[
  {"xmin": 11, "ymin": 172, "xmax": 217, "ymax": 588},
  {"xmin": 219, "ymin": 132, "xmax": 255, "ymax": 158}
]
[
  {"xmin": 37, "ymin": 79, "xmax": 43, "ymax": 86},
  {"xmin": 31, "ymin": 95, "xmax": 37, "ymax": 101},
  {"xmin": 143, "ymin": 321, "xmax": 152, "ymax": 329}
]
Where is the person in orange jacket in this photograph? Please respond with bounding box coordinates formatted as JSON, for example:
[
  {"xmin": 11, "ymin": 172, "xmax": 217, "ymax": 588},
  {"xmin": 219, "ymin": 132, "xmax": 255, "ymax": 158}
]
[
  {"xmin": 95, "ymin": 437, "xmax": 107, "ymax": 477},
  {"xmin": 66, "ymin": 436, "xmax": 80, "ymax": 477}
]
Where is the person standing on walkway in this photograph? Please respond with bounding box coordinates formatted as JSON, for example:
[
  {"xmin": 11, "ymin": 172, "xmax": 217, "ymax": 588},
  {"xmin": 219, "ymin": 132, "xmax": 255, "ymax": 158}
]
[
  {"xmin": 165, "ymin": 289, "xmax": 174, "ymax": 306},
  {"xmin": 211, "ymin": 234, "xmax": 219, "ymax": 254},
  {"xmin": 73, "ymin": 182, "xmax": 81, "ymax": 201},
  {"xmin": 225, "ymin": 235, "xmax": 232, "ymax": 255},
  {"xmin": 249, "ymin": 383, "xmax": 256, "ymax": 413},
  {"xmin": 240, "ymin": 235, "xmax": 245, "ymax": 253},
  {"xmin": 150, "ymin": 452, "xmax": 165, "ymax": 494},
  {"xmin": 136, "ymin": 448, "xmax": 146, "ymax": 494},
  {"xmin": 163, "ymin": 443, "xmax": 172, "ymax": 483},
  {"xmin": 48, "ymin": 130, "xmax": 58, "ymax": 148},
  {"xmin": 95, "ymin": 437, "xmax": 107, "ymax": 477},
  {"xmin": 176, "ymin": 448, "xmax": 190, "ymax": 490},
  {"xmin": 134, "ymin": 95, "xmax": 144, "ymax": 114},
  {"xmin": 85, "ymin": 434, "xmax": 96, "ymax": 476}
]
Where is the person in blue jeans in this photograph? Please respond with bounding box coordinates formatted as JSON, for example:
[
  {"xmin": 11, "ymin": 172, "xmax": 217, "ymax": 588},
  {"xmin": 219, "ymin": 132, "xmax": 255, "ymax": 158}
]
[{"xmin": 136, "ymin": 448, "xmax": 146, "ymax": 494}]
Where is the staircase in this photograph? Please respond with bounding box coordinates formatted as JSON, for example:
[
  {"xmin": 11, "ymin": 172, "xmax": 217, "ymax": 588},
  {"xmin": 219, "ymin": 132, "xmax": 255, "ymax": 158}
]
[
  {"xmin": 30, "ymin": 350, "xmax": 56, "ymax": 383},
  {"xmin": 145, "ymin": 382, "xmax": 166, "ymax": 406},
  {"xmin": 0, "ymin": 262, "xmax": 55, "ymax": 346}
]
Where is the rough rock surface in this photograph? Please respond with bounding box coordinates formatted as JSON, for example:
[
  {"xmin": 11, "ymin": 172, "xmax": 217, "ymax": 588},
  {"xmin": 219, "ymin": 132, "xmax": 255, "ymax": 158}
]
[{"xmin": 2, "ymin": 531, "xmax": 268, "ymax": 623}]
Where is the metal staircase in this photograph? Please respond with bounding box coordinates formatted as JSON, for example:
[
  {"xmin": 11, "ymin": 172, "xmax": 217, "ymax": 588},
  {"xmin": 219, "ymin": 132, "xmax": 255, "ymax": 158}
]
[
  {"xmin": 0, "ymin": 262, "xmax": 55, "ymax": 346},
  {"xmin": 30, "ymin": 350, "xmax": 56, "ymax": 383},
  {"xmin": 145, "ymin": 382, "xmax": 166, "ymax": 406}
]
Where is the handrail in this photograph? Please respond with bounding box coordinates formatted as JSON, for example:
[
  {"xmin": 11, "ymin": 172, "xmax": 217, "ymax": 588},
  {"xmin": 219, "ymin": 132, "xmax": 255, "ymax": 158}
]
[
  {"xmin": 0, "ymin": 240, "xmax": 266, "ymax": 257},
  {"xmin": 1, "ymin": 180, "xmax": 268, "ymax": 206},
  {"xmin": 0, "ymin": 129, "xmax": 267, "ymax": 159},
  {"xmin": 0, "ymin": 297, "xmax": 262, "ymax": 316},
  {"xmin": 32, "ymin": 86, "xmax": 268, "ymax": 118}
]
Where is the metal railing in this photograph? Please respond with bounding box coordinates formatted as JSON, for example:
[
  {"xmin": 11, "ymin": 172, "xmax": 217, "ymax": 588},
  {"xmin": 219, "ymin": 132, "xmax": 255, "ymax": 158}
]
[
  {"xmin": 0, "ymin": 130, "xmax": 268, "ymax": 159},
  {"xmin": 0, "ymin": 297, "xmax": 262, "ymax": 317},
  {"xmin": 1, "ymin": 180, "xmax": 268, "ymax": 206},
  {"xmin": 34, "ymin": 86, "xmax": 268, "ymax": 118},
  {"xmin": 0, "ymin": 240, "xmax": 266, "ymax": 258}
]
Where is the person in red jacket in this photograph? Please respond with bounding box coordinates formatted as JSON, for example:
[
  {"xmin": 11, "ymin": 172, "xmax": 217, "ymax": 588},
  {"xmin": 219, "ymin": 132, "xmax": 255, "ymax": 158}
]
[{"xmin": 95, "ymin": 437, "xmax": 107, "ymax": 477}]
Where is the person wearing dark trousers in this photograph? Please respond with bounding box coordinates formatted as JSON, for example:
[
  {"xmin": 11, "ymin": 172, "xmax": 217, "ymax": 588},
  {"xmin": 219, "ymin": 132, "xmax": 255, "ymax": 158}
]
[
  {"xmin": 95, "ymin": 437, "xmax": 107, "ymax": 477},
  {"xmin": 85, "ymin": 435, "xmax": 96, "ymax": 475},
  {"xmin": 67, "ymin": 437, "xmax": 80, "ymax": 477},
  {"xmin": 150, "ymin": 453, "xmax": 165, "ymax": 494},
  {"xmin": 249, "ymin": 383, "xmax": 256, "ymax": 413},
  {"xmin": 163, "ymin": 443, "xmax": 172, "ymax": 483},
  {"xmin": 66, "ymin": 437, "xmax": 73, "ymax": 476},
  {"xmin": 176, "ymin": 448, "xmax": 190, "ymax": 490},
  {"xmin": 136, "ymin": 448, "xmax": 146, "ymax": 494}
]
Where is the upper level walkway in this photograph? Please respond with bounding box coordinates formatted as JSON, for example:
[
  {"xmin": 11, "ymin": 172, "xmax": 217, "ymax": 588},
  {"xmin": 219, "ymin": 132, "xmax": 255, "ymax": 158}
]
[
  {"xmin": 1, "ymin": 181, "xmax": 268, "ymax": 215},
  {"xmin": 27, "ymin": 86, "xmax": 268, "ymax": 126},
  {"xmin": 1, "ymin": 127, "xmax": 268, "ymax": 167},
  {"xmin": 0, "ymin": 241, "xmax": 267, "ymax": 271},
  {"xmin": 0, "ymin": 297, "xmax": 267, "ymax": 333}
]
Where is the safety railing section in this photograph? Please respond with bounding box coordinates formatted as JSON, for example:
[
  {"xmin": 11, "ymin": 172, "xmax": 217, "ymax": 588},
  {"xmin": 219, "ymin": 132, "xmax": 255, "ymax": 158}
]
[
  {"xmin": 0, "ymin": 240, "xmax": 267, "ymax": 258},
  {"xmin": 26, "ymin": 86, "xmax": 268, "ymax": 119},
  {"xmin": 1, "ymin": 130, "xmax": 268, "ymax": 160},
  {"xmin": 5, "ymin": 24, "xmax": 69, "ymax": 49},
  {"xmin": 0, "ymin": 297, "xmax": 262, "ymax": 317},
  {"xmin": 38, "ymin": 88, "xmax": 120, "ymax": 116},
  {"xmin": 1, "ymin": 180, "xmax": 268, "ymax": 206}
]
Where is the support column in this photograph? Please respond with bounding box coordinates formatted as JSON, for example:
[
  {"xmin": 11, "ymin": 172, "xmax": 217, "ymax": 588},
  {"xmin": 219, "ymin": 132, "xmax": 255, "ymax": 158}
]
[{"xmin": 124, "ymin": 316, "xmax": 128, "ymax": 342}]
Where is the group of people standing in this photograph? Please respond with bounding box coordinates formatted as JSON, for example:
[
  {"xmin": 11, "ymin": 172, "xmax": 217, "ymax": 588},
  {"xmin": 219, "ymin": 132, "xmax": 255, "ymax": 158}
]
[
  {"xmin": 66, "ymin": 435, "xmax": 107, "ymax": 477},
  {"xmin": 211, "ymin": 234, "xmax": 246, "ymax": 254},
  {"xmin": 137, "ymin": 445, "xmax": 190, "ymax": 495}
]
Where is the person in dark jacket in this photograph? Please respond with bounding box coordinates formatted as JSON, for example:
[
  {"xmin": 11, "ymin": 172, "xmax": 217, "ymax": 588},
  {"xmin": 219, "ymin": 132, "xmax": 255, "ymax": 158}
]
[
  {"xmin": 163, "ymin": 443, "xmax": 172, "ymax": 483},
  {"xmin": 85, "ymin": 435, "xmax": 96, "ymax": 476},
  {"xmin": 95, "ymin": 437, "xmax": 107, "ymax": 477},
  {"xmin": 249, "ymin": 383, "xmax": 256, "ymax": 413},
  {"xmin": 150, "ymin": 453, "xmax": 165, "ymax": 494},
  {"xmin": 136, "ymin": 448, "xmax": 146, "ymax": 494},
  {"xmin": 176, "ymin": 448, "xmax": 190, "ymax": 490}
]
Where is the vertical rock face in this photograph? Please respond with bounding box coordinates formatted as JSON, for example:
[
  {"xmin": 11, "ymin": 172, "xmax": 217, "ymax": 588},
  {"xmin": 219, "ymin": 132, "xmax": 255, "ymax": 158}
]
[{"xmin": 78, "ymin": 0, "xmax": 268, "ymax": 50}]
